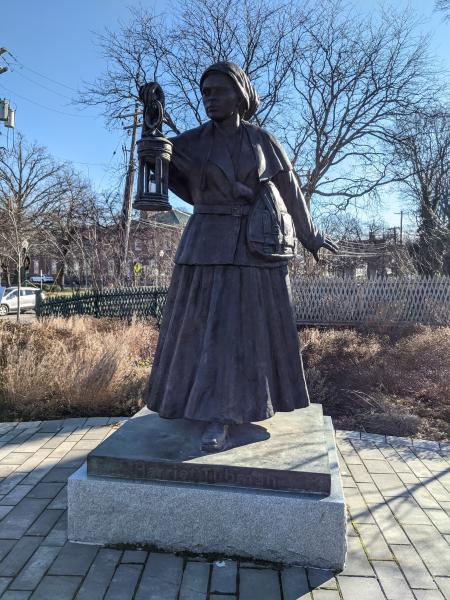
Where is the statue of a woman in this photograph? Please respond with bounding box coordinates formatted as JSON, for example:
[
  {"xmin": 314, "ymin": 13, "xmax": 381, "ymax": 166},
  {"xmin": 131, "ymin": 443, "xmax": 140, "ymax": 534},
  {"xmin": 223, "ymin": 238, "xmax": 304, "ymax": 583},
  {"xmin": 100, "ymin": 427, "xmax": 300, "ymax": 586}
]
[{"xmin": 145, "ymin": 62, "xmax": 337, "ymax": 452}]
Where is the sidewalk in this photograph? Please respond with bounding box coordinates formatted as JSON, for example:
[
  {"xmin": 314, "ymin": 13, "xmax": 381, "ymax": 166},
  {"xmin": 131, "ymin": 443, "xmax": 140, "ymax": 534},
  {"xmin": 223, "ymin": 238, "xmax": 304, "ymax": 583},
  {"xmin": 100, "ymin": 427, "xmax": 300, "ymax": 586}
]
[{"xmin": 0, "ymin": 417, "xmax": 448, "ymax": 599}]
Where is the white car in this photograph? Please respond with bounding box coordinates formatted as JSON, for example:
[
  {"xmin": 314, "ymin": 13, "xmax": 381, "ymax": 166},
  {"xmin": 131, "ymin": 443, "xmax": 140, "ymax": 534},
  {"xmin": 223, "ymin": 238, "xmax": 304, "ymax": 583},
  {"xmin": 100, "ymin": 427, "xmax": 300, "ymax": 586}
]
[{"xmin": 0, "ymin": 286, "xmax": 45, "ymax": 316}]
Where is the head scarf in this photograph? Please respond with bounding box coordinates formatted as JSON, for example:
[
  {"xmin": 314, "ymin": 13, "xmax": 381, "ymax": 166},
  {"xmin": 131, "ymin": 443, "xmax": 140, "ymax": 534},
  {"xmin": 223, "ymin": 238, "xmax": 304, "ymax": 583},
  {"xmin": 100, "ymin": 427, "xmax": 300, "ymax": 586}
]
[{"xmin": 200, "ymin": 62, "xmax": 260, "ymax": 121}]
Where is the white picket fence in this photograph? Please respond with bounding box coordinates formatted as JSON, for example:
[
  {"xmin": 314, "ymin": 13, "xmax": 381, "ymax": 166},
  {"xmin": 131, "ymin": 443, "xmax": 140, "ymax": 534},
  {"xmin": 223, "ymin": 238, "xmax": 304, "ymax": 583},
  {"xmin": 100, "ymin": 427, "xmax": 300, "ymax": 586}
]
[{"xmin": 290, "ymin": 276, "xmax": 450, "ymax": 325}]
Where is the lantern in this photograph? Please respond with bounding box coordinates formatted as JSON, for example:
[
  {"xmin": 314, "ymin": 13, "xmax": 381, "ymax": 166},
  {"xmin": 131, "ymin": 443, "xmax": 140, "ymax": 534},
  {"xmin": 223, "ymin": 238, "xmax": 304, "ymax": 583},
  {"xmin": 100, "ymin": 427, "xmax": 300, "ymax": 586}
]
[
  {"xmin": 133, "ymin": 82, "xmax": 173, "ymax": 212},
  {"xmin": 135, "ymin": 135, "xmax": 172, "ymax": 211}
]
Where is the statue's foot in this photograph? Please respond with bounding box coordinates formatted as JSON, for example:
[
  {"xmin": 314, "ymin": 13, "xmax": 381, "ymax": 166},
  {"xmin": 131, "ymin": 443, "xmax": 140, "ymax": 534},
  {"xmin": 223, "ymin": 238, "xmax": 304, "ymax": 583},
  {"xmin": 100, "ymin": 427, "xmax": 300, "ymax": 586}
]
[{"xmin": 201, "ymin": 422, "xmax": 229, "ymax": 452}]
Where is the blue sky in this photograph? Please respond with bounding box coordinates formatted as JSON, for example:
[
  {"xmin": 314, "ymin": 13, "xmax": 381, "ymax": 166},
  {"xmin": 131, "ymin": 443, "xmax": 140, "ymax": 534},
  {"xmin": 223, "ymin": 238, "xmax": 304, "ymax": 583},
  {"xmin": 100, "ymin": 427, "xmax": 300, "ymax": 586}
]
[{"xmin": 1, "ymin": 0, "xmax": 449, "ymax": 230}]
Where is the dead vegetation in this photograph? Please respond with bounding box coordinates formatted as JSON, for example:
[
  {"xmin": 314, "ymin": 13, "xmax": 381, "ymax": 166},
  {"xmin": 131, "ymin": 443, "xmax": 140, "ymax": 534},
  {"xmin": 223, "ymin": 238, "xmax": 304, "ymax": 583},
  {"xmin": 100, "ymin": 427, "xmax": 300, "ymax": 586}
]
[
  {"xmin": 0, "ymin": 317, "xmax": 448, "ymax": 441},
  {"xmin": 0, "ymin": 316, "xmax": 158, "ymax": 420},
  {"xmin": 301, "ymin": 325, "xmax": 450, "ymax": 441}
]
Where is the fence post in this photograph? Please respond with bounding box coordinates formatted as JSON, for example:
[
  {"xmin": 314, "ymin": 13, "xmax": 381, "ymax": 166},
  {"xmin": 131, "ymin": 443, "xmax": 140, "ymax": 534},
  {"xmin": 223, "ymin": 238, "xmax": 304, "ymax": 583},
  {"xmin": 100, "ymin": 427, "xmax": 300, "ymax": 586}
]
[
  {"xmin": 93, "ymin": 291, "xmax": 100, "ymax": 318},
  {"xmin": 35, "ymin": 290, "xmax": 43, "ymax": 318}
]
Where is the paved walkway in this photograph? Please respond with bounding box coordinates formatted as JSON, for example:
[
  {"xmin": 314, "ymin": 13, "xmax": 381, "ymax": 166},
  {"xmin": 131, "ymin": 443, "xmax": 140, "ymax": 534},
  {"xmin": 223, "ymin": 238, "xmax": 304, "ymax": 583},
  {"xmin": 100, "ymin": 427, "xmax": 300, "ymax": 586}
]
[{"xmin": 0, "ymin": 418, "xmax": 448, "ymax": 599}]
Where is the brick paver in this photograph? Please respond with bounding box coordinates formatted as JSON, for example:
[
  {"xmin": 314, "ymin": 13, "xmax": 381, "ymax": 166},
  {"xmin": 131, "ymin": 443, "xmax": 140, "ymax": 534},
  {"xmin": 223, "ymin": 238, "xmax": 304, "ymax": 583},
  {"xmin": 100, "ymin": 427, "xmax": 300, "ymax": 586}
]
[
  {"xmin": 103, "ymin": 563, "xmax": 142, "ymax": 599},
  {"xmin": 179, "ymin": 561, "xmax": 210, "ymax": 599},
  {"xmin": 338, "ymin": 575, "xmax": 386, "ymax": 599},
  {"xmin": 0, "ymin": 418, "xmax": 448, "ymax": 599},
  {"xmin": 210, "ymin": 560, "xmax": 237, "ymax": 594},
  {"xmin": 75, "ymin": 549, "xmax": 121, "ymax": 600},
  {"xmin": 281, "ymin": 566, "xmax": 311, "ymax": 599},
  {"xmin": 372, "ymin": 561, "xmax": 414, "ymax": 599},
  {"xmin": 10, "ymin": 546, "xmax": 61, "ymax": 591},
  {"xmin": 239, "ymin": 568, "xmax": 281, "ymax": 600},
  {"xmin": 48, "ymin": 542, "xmax": 99, "ymax": 577},
  {"xmin": 29, "ymin": 575, "xmax": 81, "ymax": 599},
  {"xmin": 134, "ymin": 552, "xmax": 183, "ymax": 600}
]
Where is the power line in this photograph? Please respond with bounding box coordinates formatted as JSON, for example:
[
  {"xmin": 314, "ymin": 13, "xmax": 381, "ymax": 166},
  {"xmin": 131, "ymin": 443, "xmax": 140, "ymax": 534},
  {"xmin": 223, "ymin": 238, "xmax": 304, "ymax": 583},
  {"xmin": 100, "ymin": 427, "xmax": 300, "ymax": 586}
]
[
  {"xmin": 9, "ymin": 67, "xmax": 73, "ymax": 101},
  {"xmin": 6, "ymin": 51, "xmax": 78, "ymax": 93},
  {"xmin": 68, "ymin": 159, "xmax": 111, "ymax": 167},
  {"xmin": 97, "ymin": 140, "xmax": 122, "ymax": 188},
  {"xmin": 0, "ymin": 82, "xmax": 96, "ymax": 119}
]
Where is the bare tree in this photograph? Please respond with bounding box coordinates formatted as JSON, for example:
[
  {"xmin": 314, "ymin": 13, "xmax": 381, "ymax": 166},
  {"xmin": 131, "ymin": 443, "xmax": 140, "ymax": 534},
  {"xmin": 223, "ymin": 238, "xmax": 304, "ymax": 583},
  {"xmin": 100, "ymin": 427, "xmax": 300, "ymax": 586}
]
[
  {"xmin": 78, "ymin": 0, "xmax": 304, "ymax": 275},
  {"xmin": 153, "ymin": 0, "xmax": 305, "ymax": 131},
  {"xmin": 435, "ymin": 0, "xmax": 450, "ymax": 20},
  {"xmin": 0, "ymin": 135, "xmax": 116, "ymax": 294},
  {"xmin": 58, "ymin": 189, "xmax": 125, "ymax": 290},
  {"xmin": 390, "ymin": 108, "xmax": 450, "ymax": 275},
  {"xmin": 285, "ymin": 2, "xmax": 437, "ymax": 211},
  {"xmin": 78, "ymin": 9, "xmax": 163, "ymax": 128},
  {"xmin": 79, "ymin": 0, "xmax": 439, "ymax": 233},
  {"xmin": 40, "ymin": 168, "xmax": 101, "ymax": 287},
  {"xmin": 79, "ymin": 0, "xmax": 303, "ymax": 132},
  {"xmin": 77, "ymin": 9, "xmax": 168, "ymax": 280},
  {"xmin": 0, "ymin": 135, "xmax": 63, "ymax": 287}
]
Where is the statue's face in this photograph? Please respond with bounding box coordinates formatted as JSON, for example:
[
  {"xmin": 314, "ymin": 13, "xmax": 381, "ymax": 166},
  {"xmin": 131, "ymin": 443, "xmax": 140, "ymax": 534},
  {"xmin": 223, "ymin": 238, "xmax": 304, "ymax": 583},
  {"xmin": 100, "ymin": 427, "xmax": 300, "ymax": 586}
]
[{"xmin": 201, "ymin": 72, "xmax": 240, "ymax": 122}]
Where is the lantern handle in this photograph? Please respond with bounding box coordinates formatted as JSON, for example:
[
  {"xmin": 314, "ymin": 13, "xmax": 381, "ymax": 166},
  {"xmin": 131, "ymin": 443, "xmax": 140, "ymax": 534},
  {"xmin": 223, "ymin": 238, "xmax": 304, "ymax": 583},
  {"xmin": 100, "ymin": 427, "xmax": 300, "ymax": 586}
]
[
  {"xmin": 139, "ymin": 82, "xmax": 180, "ymax": 136},
  {"xmin": 139, "ymin": 82, "xmax": 164, "ymax": 135}
]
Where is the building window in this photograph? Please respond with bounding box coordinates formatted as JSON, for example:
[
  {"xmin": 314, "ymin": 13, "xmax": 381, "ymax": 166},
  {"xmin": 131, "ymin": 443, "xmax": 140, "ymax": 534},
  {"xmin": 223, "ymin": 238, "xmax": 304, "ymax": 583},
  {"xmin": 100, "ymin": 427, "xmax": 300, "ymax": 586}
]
[
  {"xmin": 51, "ymin": 260, "xmax": 57, "ymax": 275},
  {"xmin": 33, "ymin": 259, "xmax": 39, "ymax": 273}
]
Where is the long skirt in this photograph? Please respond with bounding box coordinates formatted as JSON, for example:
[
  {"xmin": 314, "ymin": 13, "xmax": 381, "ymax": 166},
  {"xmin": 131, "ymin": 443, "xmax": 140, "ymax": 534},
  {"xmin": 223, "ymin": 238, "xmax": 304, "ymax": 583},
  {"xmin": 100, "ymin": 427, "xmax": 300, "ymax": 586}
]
[{"xmin": 145, "ymin": 263, "xmax": 310, "ymax": 424}]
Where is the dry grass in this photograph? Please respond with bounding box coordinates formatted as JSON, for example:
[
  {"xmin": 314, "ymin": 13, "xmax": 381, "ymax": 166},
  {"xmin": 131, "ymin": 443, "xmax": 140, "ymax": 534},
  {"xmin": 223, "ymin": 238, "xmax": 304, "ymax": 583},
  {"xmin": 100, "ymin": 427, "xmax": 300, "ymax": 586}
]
[
  {"xmin": 301, "ymin": 324, "xmax": 450, "ymax": 441},
  {"xmin": 0, "ymin": 317, "xmax": 448, "ymax": 440},
  {"xmin": 0, "ymin": 316, "xmax": 159, "ymax": 420}
]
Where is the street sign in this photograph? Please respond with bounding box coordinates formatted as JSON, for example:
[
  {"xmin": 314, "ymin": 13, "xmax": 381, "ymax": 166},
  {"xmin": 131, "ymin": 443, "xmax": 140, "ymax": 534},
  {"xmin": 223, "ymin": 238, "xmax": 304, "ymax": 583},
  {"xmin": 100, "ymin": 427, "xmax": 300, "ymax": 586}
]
[{"xmin": 133, "ymin": 261, "xmax": 142, "ymax": 274}]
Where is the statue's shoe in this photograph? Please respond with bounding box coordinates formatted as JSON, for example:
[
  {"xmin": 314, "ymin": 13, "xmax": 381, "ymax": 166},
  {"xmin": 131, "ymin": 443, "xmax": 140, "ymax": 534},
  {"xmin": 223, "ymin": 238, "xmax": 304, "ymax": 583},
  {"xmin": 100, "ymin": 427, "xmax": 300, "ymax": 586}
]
[{"xmin": 201, "ymin": 423, "xmax": 229, "ymax": 452}]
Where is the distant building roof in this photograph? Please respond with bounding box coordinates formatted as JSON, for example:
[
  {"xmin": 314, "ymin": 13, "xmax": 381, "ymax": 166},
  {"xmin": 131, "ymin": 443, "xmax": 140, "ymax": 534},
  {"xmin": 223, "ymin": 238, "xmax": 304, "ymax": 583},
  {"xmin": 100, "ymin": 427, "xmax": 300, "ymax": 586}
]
[
  {"xmin": 137, "ymin": 207, "xmax": 191, "ymax": 228},
  {"xmin": 153, "ymin": 208, "xmax": 191, "ymax": 226}
]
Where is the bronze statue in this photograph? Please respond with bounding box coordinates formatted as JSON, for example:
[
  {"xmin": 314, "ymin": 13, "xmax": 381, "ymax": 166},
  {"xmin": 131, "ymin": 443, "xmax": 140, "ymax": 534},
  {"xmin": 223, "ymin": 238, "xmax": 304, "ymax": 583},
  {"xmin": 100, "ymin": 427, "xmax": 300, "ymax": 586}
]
[{"xmin": 144, "ymin": 62, "xmax": 338, "ymax": 451}]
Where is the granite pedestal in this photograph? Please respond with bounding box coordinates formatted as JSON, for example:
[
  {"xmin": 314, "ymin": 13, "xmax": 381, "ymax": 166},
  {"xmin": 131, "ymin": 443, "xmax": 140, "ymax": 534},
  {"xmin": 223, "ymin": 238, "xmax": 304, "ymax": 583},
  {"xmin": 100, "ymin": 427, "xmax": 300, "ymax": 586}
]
[{"xmin": 68, "ymin": 405, "xmax": 347, "ymax": 569}]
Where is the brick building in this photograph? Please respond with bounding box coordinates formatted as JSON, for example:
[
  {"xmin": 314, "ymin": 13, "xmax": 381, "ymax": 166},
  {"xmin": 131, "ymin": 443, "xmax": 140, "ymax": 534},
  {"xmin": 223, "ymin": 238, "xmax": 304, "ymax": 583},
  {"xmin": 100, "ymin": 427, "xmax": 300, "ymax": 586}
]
[{"xmin": 0, "ymin": 209, "xmax": 190, "ymax": 288}]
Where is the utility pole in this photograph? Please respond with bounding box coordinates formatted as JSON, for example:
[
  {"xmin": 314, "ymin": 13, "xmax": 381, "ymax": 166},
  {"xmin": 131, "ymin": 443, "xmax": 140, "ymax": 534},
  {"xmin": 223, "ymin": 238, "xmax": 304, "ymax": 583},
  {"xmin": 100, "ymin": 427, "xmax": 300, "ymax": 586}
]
[
  {"xmin": 17, "ymin": 245, "xmax": 21, "ymax": 322},
  {"xmin": 394, "ymin": 210, "xmax": 404, "ymax": 245},
  {"xmin": 16, "ymin": 240, "xmax": 28, "ymax": 322},
  {"xmin": 0, "ymin": 48, "xmax": 15, "ymax": 133},
  {"xmin": 119, "ymin": 101, "xmax": 140, "ymax": 284}
]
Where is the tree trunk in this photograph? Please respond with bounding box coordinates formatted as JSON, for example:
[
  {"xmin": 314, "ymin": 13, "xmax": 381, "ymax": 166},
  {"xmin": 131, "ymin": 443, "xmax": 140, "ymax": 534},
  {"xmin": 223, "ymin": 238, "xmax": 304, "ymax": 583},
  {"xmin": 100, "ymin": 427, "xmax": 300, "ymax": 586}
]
[{"xmin": 416, "ymin": 194, "xmax": 445, "ymax": 276}]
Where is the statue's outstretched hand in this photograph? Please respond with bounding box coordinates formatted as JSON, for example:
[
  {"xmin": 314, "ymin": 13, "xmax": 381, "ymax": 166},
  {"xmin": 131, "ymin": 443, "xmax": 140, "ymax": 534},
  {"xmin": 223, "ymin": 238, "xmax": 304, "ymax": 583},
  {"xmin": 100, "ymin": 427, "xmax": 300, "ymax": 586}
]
[{"xmin": 312, "ymin": 235, "xmax": 339, "ymax": 263}]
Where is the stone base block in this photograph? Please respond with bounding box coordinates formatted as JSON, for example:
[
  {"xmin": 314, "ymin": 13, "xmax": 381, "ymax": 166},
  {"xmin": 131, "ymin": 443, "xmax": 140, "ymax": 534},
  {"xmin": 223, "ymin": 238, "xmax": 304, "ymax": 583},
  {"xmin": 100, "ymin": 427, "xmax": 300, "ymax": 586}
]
[{"xmin": 68, "ymin": 416, "xmax": 347, "ymax": 569}]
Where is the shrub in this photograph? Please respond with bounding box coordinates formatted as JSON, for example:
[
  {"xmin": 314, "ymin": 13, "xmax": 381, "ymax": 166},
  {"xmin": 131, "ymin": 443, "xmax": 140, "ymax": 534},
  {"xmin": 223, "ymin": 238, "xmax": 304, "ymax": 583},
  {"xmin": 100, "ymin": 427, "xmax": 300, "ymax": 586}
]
[
  {"xmin": 0, "ymin": 316, "xmax": 159, "ymax": 420},
  {"xmin": 302, "ymin": 325, "xmax": 450, "ymax": 440},
  {"xmin": 0, "ymin": 317, "xmax": 448, "ymax": 440}
]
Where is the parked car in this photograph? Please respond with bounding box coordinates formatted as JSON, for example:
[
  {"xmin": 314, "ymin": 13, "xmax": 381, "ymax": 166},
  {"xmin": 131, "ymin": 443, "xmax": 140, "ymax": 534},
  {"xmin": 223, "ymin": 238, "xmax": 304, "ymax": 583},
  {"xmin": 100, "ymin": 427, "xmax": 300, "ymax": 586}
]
[
  {"xmin": 29, "ymin": 274, "xmax": 54, "ymax": 284},
  {"xmin": 0, "ymin": 287, "xmax": 45, "ymax": 316}
]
